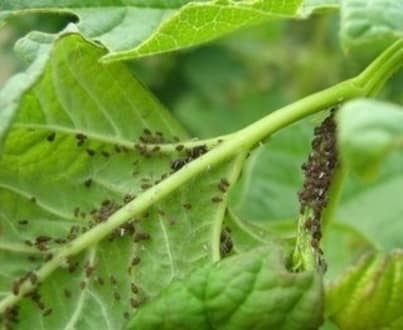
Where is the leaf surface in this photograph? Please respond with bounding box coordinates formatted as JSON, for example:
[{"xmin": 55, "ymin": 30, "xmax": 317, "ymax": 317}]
[
  {"xmin": 0, "ymin": 32, "xmax": 244, "ymax": 329},
  {"xmin": 340, "ymin": 0, "xmax": 403, "ymax": 54},
  {"xmin": 326, "ymin": 250, "xmax": 403, "ymax": 330},
  {"xmin": 0, "ymin": 0, "xmax": 303, "ymax": 61},
  {"xmin": 337, "ymin": 99, "xmax": 403, "ymax": 180},
  {"xmin": 128, "ymin": 245, "xmax": 324, "ymax": 330}
]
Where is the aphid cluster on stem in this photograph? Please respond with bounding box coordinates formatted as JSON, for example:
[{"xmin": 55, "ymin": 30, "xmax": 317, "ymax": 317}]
[
  {"xmin": 170, "ymin": 144, "xmax": 208, "ymax": 172},
  {"xmin": 298, "ymin": 108, "xmax": 338, "ymax": 272}
]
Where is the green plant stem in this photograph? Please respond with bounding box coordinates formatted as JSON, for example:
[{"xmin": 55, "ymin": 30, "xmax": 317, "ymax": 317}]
[{"xmin": 1, "ymin": 39, "xmax": 403, "ymax": 314}]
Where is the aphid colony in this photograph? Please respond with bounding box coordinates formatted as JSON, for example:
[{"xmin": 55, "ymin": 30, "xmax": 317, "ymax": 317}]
[
  {"xmin": 298, "ymin": 109, "xmax": 338, "ymax": 272},
  {"xmin": 170, "ymin": 144, "xmax": 208, "ymax": 172},
  {"xmin": 3, "ymin": 128, "xmax": 234, "ymax": 327}
]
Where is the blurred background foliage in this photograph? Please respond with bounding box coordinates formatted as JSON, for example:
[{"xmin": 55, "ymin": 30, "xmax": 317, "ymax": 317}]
[{"xmin": 1, "ymin": 12, "xmax": 403, "ymax": 329}]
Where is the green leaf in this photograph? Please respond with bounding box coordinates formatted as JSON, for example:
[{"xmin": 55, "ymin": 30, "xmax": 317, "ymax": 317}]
[
  {"xmin": 1, "ymin": 0, "xmax": 304, "ymax": 62},
  {"xmin": 326, "ymin": 250, "xmax": 403, "ymax": 330},
  {"xmin": 337, "ymin": 99, "xmax": 403, "ymax": 180},
  {"xmin": 128, "ymin": 245, "xmax": 324, "ymax": 330},
  {"xmin": 340, "ymin": 0, "xmax": 403, "ymax": 54},
  {"xmin": 230, "ymin": 119, "xmax": 314, "ymax": 222},
  {"xmin": 0, "ymin": 32, "xmax": 245, "ymax": 328}
]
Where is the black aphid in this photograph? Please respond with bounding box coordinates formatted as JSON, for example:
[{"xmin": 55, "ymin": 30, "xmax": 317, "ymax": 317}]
[
  {"xmin": 64, "ymin": 289, "xmax": 72, "ymax": 298},
  {"xmin": 97, "ymin": 277, "xmax": 105, "ymax": 286},
  {"xmin": 183, "ymin": 203, "xmax": 192, "ymax": 210},
  {"xmin": 47, "ymin": 132, "xmax": 56, "ymax": 142},
  {"xmin": 86, "ymin": 149, "xmax": 96, "ymax": 156},
  {"xmin": 43, "ymin": 308, "xmax": 52, "ymax": 317},
  {"xmin": 297, "ymin": 108, "xmax": 338, "ymax": 272},
  {"xmin": 18, "ymin": 219, "xmax": 29, "ymax": 225},
  {"xmin": 110, "ymin": 276, "xmax": 118, "ymax": 286},
  {"xmin": 134, "ymin": 232, "xmax": 151, "ymax": 242},
  {"xmin": 130, "ymin": 298, "xmax": 140, "ymax": 308},
  {"xmin": 131, "ymin": 283, "xmax": 138, "ymax": 294},
  {"xmin": 171, "ymin": 158, "xmax": 187, "ymax": 172},
  {"xmin": 84, "ymin": 179, "xmax": 93, "ymax": 188},
  {"xmin": 131, "ymin": 256, "xmax": 141, "ymax": 266},
  {"xmin": 175, "ymin": 144, "xmax": 184, "ymax": 151}
]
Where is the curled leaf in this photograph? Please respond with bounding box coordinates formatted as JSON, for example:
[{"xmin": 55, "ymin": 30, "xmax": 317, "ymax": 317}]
[{"xmin": 326, "ymin": 250, "xmax": 403, "ymax": 330}]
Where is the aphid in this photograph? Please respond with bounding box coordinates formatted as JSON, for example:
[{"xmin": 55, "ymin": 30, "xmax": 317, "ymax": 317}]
[
  {"xmin": 311, "ymin": 238, "xmax": 319, "ymax": 248},
  {"xmin": 64, "ymin": 289, "xmax": 72, "ymax": 298},
  {"xmin": 171, "ymin": 158, "xmax": 187, "ymax": 171},
  {"xmin": 130, "ymin": 298, "xmax": 140, "ymax": 308},
  {"xmin": 123, "ymin": 194, "xmax": 134, "ymax": 204},
  {"xmin": 47, "ymin": 132, "xmax": 56, "ymax": 142},
  {"xmin": 12, "ymin": 280, "xmax": 21, "ymax": 295},
  {"xmin": 124, "ymin": 311, "xmax": 130, "ymax": 320},
  {"xmin": 131, "ymin": 283, "xmax": 138, "ymax": 294},
  {"xmin": 114, "ymin": 292, "xmax": 121, "ymax": 301},
  {"xmin": 80, "ymin": 281, "xmax": 86, "ymax": 290},
  {"xmin": 134, "ymin": 232, "xmax": 151, "ymax": 242},
  {"xmin": 97, "ymin": 277, "xmax": 105, "ymax": 286},
  {"xmin": 175, "ymin": 144, "xmax": 184, "ymax": 152},
  {"xmin": 43, "ymin": 308, "xmax": 52, "ymax": 317},
  {"xmin": 36, "ymin": 235, "xmax": 52, "ymax": 244},
  {"xmin": 143, "ymin": 128, "xmax": 152, "ymax": 135},
  {"xmin": 24, "ymin": 240, "xmax": 33, "ymax": 247},
  {"xmin": 86, "ymin": 149, "xmax": 96, "ymax": 156},
  {"xmin": 220, "ymin": 178, "xmax": 230, "ymax": 187},
  {"xmin": 187, "ymin": 145, "xmax": 208, "ymax": 159},
  {"xmin": 85, "ymin": 265, "xmax": 95, "ymax": 277},
  {"xmin": 18, "ymin": 219, "xmax": 29, "ymax": 225},
  {"xmin": 211, "ymin": 196, "xmax": 223, "ymax": 203},
  {"xmin": 217, "ymin": 183, "xmax": 227, "ymax": 193},
  {"xmin": 183, "ymin": 203, "xmax": 192, "ymax": 210},
  {"xmin": 304, "ymin": 218, "xmax": 314, "ymax": 231},
  {"xmin": 131, "ymin": 256, "xmax": 141, "ymax": 266},
  {"xmin": 114, "ymin": 145, "xmax": 122, "ymax": 153},
  {"xmin": 74, "ymin": 207, "xmax": 80, "ymax": 218},
  {"xmin": 28, "ymin": 272, "xmax": 38, "ymax": 284},
  {"xmin": 110, "ymin": 276, "xmax": 118, "ymax": 286},
  {"xmin": 76, "ymin": 133, "xmax": 87, "ymax": 140},
  {"xmin": 54, "ymin": 238, "xmax": 67, "ymax": 244},
  {"xmin": 84, "ymin": 179, "xmax": 93, "ymax": 188},
  {"xmin": 30, "ymin": 196, "xmax": 37, "ymax": 203},
  {"xmin": 101, "ymin": 151, "xmax": 110, "ymax": 158},
  {"xmin": 152, "ymin": 146, "xmax": 160, "ymax": 152},
  {"xmin": 141, "ymin": 183, "xmax": 152, "ymax": 190}
]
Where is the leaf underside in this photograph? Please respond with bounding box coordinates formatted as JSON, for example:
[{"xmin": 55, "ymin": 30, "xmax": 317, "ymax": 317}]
[{"xmin": 0, "ymin": 33, "xmax": 245, "ymax": 329}]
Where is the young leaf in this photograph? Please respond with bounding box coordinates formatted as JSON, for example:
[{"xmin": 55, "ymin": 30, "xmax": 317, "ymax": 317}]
[
  {"xmin": 128, "ymin": 245, "xmax": 324, "ymax": 330},
  {"xmin": 326, "ymin": 250, "xmax": 403, "ymax": 329},
  {"xmin": 0, "ymin": 0, "xmax": 304, "ymax": 62},
  {"xmin": 340, "ymin": 0, "xmax": 403, "ymax": 54},
  {"xmin": 0, "ymin": 32, "xmax": 246, "ymax": 328},
  {"xmin": 337, "ymin": 99, "xmax": 403, "ymax": 180}
]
